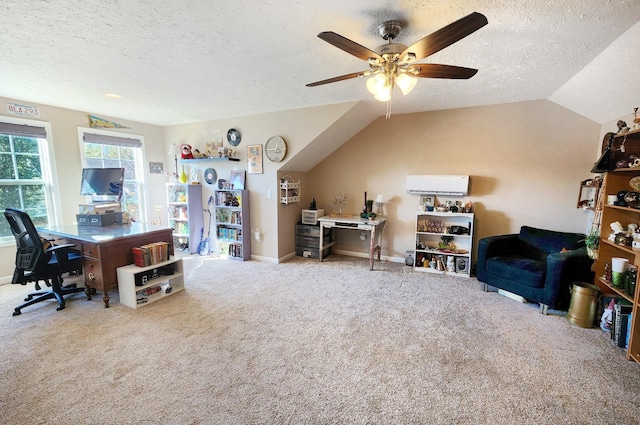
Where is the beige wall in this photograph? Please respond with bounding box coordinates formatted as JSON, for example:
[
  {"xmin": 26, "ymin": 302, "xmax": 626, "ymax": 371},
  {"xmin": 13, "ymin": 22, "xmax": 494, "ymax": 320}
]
[
  {"xmin": 307, "ymin": 100, "xmax": 601, "ymax": 263},
  {"xmin": 163, "ymin": 103, "xmax": 359, "ymax": 262},
  {"xmin": 0, "ymin": 95, "xmax": 618, "ymax": 282}
]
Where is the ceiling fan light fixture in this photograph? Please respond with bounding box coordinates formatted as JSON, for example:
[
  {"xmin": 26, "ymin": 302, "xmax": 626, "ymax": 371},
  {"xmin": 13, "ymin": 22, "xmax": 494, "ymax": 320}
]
[
  {"xmin": 366, "ymin": 73, "xmax": 386, "ymax": 95},
  {"xmin": 373, "ymin": 84, "xmax": 392, "ymax": 102},
  {"xmin": 396, "ymin": 73, "xmax": 417, "ymax": 95}
]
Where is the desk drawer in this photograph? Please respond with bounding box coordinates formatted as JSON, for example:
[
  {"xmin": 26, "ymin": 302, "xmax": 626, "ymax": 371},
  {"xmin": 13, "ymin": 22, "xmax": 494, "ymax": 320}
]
[
  {"xmin": 82, "ymin": 242, "xmax": 100, "ymax": 259},
  {"xmin": 83, "ymin": 258, "xmax": 103, "ymax": 288},
  {"xmin": 296, "ymin": 224, "xmax": 330, "ymax": 238},
  {"xmin": 296, "ymin": 235, "xmax": 321, "ymax": 248},
  {"xmin": 296, "ymin": 246, "xmax": 331, "ymax": 259}
]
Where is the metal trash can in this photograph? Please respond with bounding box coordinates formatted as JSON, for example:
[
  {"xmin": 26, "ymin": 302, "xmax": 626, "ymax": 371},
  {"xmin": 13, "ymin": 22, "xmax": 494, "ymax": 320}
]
[{"xmin": 567, "ymin": 282, "xmax": 602, "ymax": 328}]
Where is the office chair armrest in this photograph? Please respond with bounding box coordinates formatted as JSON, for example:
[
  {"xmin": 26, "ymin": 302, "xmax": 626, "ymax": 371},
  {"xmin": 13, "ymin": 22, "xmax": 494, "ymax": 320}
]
[{"xmin": 47, "ymin": 244, "xmax": 81, "ymax": 264}]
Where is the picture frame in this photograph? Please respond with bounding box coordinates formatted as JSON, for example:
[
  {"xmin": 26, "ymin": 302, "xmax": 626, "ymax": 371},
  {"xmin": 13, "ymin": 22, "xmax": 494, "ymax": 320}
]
[
  {"xmin": 456, "ymin": 257, "xmax": 469, "ymax": 273},
  {"xmin": 247, "ymin": 144, "xmax": 263, "ymax": 174},
  {"xmin": 229, "ymin": 170, "xmax": 246, "ymax": 189},
  {"xmin": 420, "ymin": 195, "xmax": 435, "ymax": 207},
  {"xmin": 149, "ymin": 162, "xmax": 164, "ymax": 174}
]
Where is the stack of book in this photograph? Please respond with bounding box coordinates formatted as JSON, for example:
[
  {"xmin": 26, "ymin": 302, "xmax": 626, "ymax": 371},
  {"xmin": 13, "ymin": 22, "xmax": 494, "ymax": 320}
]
[
  {"xmin": 611, "ymin": 302, "xmax": 633, "ymax": 349},
  {"xmin": 132, "ymin": 242, "xmax": 170, "ymax": 267}
]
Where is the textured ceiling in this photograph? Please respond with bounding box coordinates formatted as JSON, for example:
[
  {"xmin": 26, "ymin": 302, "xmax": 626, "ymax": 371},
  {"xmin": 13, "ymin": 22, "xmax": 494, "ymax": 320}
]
[{"xmin": 1, "ymin": 1, "xmax": 639, "ymax": 126}]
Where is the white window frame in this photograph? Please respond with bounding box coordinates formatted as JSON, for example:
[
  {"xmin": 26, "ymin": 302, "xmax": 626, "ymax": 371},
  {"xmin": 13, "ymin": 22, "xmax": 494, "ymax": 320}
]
[
  {"xmin": 0, "ymin": 116, "xmax": 59, "ymax": 247},
  {"xmin": 77, "ymin": 127, "xmax": 149, "ymax": 223}
]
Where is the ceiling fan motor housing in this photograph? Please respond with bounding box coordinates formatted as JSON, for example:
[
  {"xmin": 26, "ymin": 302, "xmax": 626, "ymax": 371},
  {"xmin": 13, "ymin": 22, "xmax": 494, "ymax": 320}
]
[{"xmin": 378, "ymin": 20, "xmax": 402, "ymax": 40}]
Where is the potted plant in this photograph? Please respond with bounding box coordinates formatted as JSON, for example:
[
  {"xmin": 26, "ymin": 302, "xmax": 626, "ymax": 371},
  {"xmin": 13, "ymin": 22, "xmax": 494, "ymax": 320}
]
[{"xmin": 583, "ymin": 231, "xmax": 599, "ymax": 259}]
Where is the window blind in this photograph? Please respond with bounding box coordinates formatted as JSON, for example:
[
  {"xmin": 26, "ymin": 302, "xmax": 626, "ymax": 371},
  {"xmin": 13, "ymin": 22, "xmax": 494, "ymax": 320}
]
[
  {"xmin": 83, "ymin": 133, "xmax": 142, "ymax": 148},
  {"xmin": 0, "ymin": 122, "xmax": 47, "ymax": 138}
]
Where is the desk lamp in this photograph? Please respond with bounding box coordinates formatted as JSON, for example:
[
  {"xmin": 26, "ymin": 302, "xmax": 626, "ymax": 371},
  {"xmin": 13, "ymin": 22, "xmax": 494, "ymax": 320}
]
[
  {"xmin": 168, "ymin": 143, "xmax": 179, "ymax": 179},
  {"xmin": 375, "ymin": 194, "xmax": 385, "ymax": 217}
]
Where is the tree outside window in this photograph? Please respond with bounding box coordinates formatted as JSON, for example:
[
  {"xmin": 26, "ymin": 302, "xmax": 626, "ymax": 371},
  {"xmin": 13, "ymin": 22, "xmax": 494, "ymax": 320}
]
[{"xmin": 0, "ymin": 133, "xmax": 50, "ymax": 239}]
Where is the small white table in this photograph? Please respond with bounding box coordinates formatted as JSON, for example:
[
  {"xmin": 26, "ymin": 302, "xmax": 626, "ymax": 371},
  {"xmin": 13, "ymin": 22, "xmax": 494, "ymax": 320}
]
[{"xmin": 317, "ymin": 215, "xmax": 387, "ymax": 270}]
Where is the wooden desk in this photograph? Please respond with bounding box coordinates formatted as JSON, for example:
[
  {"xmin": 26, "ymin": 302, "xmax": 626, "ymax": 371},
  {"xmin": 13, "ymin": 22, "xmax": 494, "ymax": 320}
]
[
  {"xmin": 39, "ymin": 223, "xmax": 174, "ymax": 308},
  {"xmin": 317, "ymin": 215, "xmax": 387, "ymax": 270}
]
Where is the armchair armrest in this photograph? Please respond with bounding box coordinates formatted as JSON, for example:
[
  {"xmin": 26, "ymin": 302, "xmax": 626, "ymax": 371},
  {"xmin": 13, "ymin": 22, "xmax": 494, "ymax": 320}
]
[
  {"xmin": 477, "ymin": 234, "xmax": 519, "ymax": 279},
  {"xmin": 543, "ymin": 247, "xmax": 594, "ymax": 308}
]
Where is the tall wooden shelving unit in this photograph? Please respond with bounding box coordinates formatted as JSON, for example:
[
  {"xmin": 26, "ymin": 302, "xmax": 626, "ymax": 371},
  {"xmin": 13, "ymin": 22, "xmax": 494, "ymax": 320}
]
[
  {"xmin": 213, "ymin": 189, "xmax": 251, "ymax": 260},
  {"xmin": 593, "ymin": 128, "xmax": 640, "ymax": 364}
]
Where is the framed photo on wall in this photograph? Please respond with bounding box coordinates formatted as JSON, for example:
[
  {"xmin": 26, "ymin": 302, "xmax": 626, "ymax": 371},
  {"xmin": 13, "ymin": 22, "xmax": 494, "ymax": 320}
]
[
  {"xmin": 420, "ymin": 195, "xmax": 435, "ymax": 208},
  {"xmin": 149, "ymin": 162, "xmax": 164, "ymax": 174},
  {"xmin": 247, "ymin": 144, "xmax": 263, "ymax": 174},
  {"xmin": 229, "ymin": 170, "xmax": 246, "ymax": 189}
]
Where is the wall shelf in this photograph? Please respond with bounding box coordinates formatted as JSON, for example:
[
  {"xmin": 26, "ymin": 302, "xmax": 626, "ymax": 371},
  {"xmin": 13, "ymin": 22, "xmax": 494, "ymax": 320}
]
[{"xmin": 180, "ymin": 157, "xmax": 240, "ymax": 162}]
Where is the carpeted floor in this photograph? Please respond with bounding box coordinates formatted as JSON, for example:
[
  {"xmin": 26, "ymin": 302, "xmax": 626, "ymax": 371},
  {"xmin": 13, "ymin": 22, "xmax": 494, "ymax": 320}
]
[{"xmin": 1, "ymin": 255, "xmax": 639, "ymax": 424}]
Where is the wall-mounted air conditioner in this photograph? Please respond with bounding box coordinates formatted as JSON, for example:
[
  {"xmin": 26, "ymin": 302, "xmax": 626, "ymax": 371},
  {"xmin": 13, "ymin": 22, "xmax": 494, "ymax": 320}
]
[{"xmin": 406, "ymin": 175, "xmax": 470, "ymax": 196}]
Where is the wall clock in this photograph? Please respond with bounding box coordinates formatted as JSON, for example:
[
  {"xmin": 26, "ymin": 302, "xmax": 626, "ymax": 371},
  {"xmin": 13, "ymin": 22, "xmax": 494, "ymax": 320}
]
[
  {"xmin": 265, "ymin": 136, "xmax": 287, "ymax": 163},
  {"xmin": 227, "ymin": 128, "xmax": 241, "ymax": 146}
]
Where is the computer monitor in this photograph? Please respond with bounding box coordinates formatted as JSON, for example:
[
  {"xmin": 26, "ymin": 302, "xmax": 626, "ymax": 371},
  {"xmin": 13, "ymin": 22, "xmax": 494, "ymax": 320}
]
[{"xmin": 80, "ymin": 167, "xmax": 124, "ymax": 202}]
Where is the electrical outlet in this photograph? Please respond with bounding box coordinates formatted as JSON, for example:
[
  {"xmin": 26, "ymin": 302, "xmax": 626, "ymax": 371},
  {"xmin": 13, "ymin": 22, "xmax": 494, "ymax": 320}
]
[
  {"xmin": 267, "ymin": 190, "xmax": 272, "ymax": 199},
  {"xmin": 360, "ymin": 232, "xmax": 367, "ymax": 241}
]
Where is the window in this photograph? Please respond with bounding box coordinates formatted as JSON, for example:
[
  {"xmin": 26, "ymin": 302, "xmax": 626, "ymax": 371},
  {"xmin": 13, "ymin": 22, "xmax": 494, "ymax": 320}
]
[
  {"xmin": 0, "ymin": 120, "xmax": 55, "ymax": 242},
  {"xmin": 79, "ymin": 129, "xmax": 147, "ymax": 222}
]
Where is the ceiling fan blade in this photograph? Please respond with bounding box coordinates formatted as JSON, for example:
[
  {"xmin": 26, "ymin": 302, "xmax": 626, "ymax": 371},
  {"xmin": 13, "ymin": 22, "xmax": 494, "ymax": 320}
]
[
  {"xmin": 408, "ymin": 64, "xmax": 478, "ymax": 79},
  {"xmin": 317, "ymin": 32, "xmax": 383, "ymax": 62},
  {"xmin": 401, "ymin": 12, "xmax": 488, "ymax": 61},
  {"xmin": 306, "ymin": 71, "xmax": 370, "ymax": 87}
]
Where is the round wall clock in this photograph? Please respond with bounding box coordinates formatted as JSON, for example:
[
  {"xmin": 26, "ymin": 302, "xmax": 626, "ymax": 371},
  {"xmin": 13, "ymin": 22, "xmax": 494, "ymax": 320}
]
[
  {"xmin": 204, "ymin": 168, "xmax": 217, "ymax": 185},
  {"xmin": 227, "ymin": 128, "xmax": 241, "ymax": 146},
  {"xmin": 265, "ymin": 136, "xmax": 287, "ymax": 163}
]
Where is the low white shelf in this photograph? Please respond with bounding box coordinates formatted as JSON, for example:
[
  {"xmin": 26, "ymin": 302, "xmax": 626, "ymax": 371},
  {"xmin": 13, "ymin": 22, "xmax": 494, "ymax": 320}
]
[{"xmin": 117, "ymin": 257, "xmax": 184, "ymax": 308}]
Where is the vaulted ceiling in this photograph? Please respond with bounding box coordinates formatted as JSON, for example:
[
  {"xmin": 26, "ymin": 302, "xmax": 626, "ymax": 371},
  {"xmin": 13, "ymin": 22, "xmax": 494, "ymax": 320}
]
[{"xmin": 1, "ymin": 1, "xmax": 639, "ymax": 126}]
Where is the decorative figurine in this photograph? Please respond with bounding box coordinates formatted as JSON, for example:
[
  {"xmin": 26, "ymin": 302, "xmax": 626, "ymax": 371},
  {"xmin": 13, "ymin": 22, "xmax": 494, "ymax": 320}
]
[
  {"xmin": 181, "ymin": 143, "xmax": 194, "ymax": 159},
  {"xmin": 309, "ymin": 198, "xmax": 317, "ymax": 210}
]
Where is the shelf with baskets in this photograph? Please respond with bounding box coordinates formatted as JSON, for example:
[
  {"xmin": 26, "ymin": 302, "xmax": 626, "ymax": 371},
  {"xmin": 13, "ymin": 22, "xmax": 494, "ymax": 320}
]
[
  {"xmin": 413, "ymin": 211, "xmax": 474, "ymax": 277},
  {"xmin": 213, "ymin": 189, "xmax": 251, "ymax": 260},
  {"xmin": 280, "ymin": 175, "xmax": 300, "ymax": 204}
]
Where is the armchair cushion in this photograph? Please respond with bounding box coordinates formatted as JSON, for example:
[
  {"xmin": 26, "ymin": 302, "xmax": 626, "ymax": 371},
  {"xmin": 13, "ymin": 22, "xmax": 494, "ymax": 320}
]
[{"xmin": 486, "ymin": 255, "xmax": 545, "ymax": 288}]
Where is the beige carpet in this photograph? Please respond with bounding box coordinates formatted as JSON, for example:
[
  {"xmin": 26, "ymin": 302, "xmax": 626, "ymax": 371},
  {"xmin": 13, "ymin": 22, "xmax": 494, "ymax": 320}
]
[{"xmin": 1, "ymin": 255, "xmax": 639, "ymax": 424}]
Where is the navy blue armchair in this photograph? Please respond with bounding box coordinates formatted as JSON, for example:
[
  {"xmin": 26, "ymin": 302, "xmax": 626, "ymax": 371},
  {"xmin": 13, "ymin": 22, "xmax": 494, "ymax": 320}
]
[{"xmin": 477, "ymin": 226, "xmax": 594, "ymax": 314}]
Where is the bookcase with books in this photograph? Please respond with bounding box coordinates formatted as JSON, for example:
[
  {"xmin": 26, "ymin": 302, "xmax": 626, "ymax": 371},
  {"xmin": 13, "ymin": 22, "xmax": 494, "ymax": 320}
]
[
  {"xmin": 592, "ymin": 128, "xmax": 640, "ymax": 364},
  {"xmin": 213, "ymin": 189, "xmax": 250, "ymax": 260},
  {"xmin": 117, "ymin": 257, "xmax": 184, "ymax": 309}
]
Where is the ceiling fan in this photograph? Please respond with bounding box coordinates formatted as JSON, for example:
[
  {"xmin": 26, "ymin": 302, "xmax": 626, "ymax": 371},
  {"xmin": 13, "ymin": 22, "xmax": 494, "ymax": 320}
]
[{"xmin": 306, "ymin": 12, "xmax": 488, "ymax": 117}]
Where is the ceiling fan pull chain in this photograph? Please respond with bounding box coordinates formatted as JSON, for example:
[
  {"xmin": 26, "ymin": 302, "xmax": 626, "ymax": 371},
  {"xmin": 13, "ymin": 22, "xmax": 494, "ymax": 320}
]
[{"xmin": 385, "ymin": 100, "xmax": 391, "ymax": 119}]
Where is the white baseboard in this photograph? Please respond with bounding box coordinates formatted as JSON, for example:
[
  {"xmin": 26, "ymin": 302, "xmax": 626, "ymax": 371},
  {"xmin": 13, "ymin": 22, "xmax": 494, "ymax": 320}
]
[{"xmin": 251, "ymin": 254, "xmax": 279, "ymax": 263}]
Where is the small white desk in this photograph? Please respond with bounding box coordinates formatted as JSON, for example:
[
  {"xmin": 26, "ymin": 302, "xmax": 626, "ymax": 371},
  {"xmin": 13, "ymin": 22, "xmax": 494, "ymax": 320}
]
[{"xmin": 317, "ymin": 215, "xmax": 387, "ymax": 270}]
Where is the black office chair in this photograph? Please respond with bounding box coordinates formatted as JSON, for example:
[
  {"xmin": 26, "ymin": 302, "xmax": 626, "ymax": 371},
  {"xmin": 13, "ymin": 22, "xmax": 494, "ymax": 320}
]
[{"xmin": 4, "ymin": 208, "xmax": 86, "ymax": 316}]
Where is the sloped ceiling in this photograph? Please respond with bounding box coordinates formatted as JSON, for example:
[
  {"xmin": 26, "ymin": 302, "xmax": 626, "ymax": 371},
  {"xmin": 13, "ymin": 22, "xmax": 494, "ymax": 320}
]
[{"xmin": 0, "ymin": 1, "xmax": 639, "ymax": 126}]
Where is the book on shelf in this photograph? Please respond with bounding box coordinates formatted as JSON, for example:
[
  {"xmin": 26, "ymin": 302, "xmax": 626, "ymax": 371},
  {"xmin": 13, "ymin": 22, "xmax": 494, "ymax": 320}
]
[
  {"xmin": 626, "ymin": 313, "xmax": 633, "ymax": 350},
  {"xmin": 132, "ymin": 241, "xmax": 170, "ymax": 267},
  {"xmin": 612, "ymin": 303, "xmax": 633, "ymax": 348}
]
